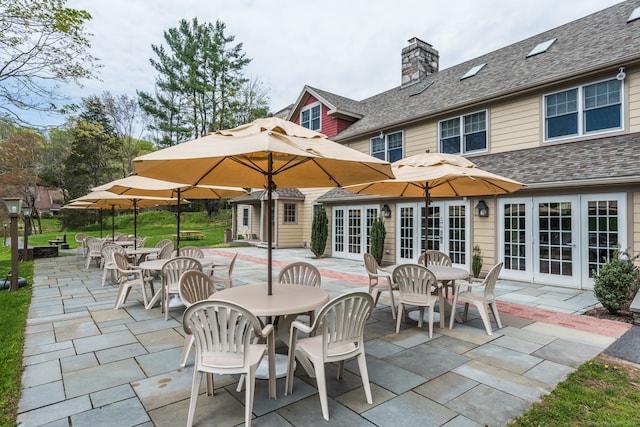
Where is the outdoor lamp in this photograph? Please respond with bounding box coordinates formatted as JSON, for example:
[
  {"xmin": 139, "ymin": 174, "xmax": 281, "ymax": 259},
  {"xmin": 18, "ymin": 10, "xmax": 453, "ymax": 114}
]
[
  {"xmin": 5, "ymin": 198, "xmax": 22, "ymax": 217},
  {"xmin": 475, "ymin": 200, "xmax": 489, "ymax": 218},
  {"xmin": 22, "ymin": 206, "xmax": 32, "ymax": 262},
  {"xmin": 4, "ymin": 198, "xmax": 22, "ymax": 291},
  {"xmin": 381, "ymin": 204, "xmax": 391, "ymax": 218}
]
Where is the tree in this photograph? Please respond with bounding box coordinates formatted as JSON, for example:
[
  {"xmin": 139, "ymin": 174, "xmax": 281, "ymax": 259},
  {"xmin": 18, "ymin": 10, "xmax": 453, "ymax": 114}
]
[
  {"xmin": 593, "ymin": 248, "xmax": 640, "ymax": 314},
  {"xmin": 102, "ymin": 91, "xmax": 151, "ymax": 174},
  {"xmin": 39, "ymin": 127, "xmax": 73, "ymax": 195},
  {"xmin": 310, "ymin": 206, "xmax": 328, "ymax": 258},
  {"xmin": 0, "ymin": 129, "xmax": 43, "ymax": 230},
  {"xmin": 0, "ymin": 0, "xmax": 100, "ymax": 123},
  {"xmin": 139, "ymin": 18, "xmax": 269, "ymax": 146},
  {"xmin": 63, "ymin": 96, "xmax": 119, "ymax": 199},
  {"xmin": 369, "ymin": 217, "xmax": 386, "ymax": 265}
]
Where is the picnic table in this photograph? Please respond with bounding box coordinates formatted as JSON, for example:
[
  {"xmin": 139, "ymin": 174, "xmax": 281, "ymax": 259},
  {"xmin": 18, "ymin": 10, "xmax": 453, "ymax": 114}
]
[{"xmin": 172, "ymin": 230, "xmax": 204, "ymax": 240}]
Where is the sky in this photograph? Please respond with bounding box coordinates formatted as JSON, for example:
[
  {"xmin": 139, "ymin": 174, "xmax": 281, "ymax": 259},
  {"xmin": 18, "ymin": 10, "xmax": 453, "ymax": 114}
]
[{"xmin": 28, "ymin": 0, "xmax": 624, "ymax": 128}]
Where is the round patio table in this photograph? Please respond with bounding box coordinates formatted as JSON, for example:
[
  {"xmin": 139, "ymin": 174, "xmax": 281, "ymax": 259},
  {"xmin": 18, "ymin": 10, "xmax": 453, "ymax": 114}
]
[
  {"xmin": 210, "ymin": 283, "xmax": 330, "ymax": 379},
  {"xmin": 139, "ymin": 257, "xmax": 218, "ymax": 309}
]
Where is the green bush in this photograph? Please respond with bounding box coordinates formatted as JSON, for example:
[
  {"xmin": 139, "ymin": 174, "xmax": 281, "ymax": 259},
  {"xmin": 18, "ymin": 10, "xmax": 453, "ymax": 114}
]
[
  {"xmin": 593, "ymin": 249, "xmax": 640, "ymax": 314},
  {"xmin": 370, "ymin": 217, "xmax": 386, "ymax": 265},
  {"xmin": 472, "ymin": 245, "xmax": 483, "ymax": 278},
  {"xmin": 310, "ymin": 206, "xmax": 328, "ymax": 257}
]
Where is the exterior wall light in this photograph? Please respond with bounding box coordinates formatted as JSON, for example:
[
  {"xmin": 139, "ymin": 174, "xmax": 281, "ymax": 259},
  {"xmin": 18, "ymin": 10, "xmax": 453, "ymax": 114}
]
[
  {"xmin": 381, "ymin": 204, "xmax": 391, "ymax": 218},
  {"xmin": 475, "ymin": 200, "xmax": 489, "ymax": 218}
]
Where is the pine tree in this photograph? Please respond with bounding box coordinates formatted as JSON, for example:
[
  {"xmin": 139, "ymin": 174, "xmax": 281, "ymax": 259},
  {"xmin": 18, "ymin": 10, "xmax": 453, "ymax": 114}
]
[{"xmin": 310, "ymin": 206, "xmax": 328, "ymax": 258}]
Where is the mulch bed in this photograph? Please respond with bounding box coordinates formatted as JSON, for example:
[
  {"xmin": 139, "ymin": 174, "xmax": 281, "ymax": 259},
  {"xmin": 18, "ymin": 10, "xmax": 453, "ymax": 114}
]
[{"xmin": 583, "ymin": 307, "xmax": 635, "ymax": 324}]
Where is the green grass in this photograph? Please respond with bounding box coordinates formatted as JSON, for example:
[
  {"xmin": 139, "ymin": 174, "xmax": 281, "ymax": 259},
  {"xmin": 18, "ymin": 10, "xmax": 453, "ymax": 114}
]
[
  {"xmin": 27, "ymin": 210, "xmax": 233, "ymax": 249},
  {"xmin": 509, "ymin": 354, "xmax": 640, "ymax": 426},
  {"xmin": 0, "ymin": 246, "xmax": 33, "ymax": 426}
]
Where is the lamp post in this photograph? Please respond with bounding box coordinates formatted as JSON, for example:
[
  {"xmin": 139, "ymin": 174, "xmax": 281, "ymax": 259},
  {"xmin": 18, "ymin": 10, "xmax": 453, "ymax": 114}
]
[
  {"xmin": 4, "ymin": 198, "xmax": 22, "ymax": 291},
  {"xmin": 22, "ymin": 206, "xmax": 32, "ymax": 262},
  {"xmin": 3, "ymin": 223, "xmax": 6, "ymax": 246}
]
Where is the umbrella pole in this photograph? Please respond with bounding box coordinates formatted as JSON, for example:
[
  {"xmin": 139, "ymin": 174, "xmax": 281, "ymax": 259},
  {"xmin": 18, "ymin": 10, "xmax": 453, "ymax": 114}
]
[
  {"xmin": 111, "ymin": 205, "xmax": 115, "ymax": 241},
  {"xmin": 424, "ymin": 188, "xmax": 429, "ymax": 266},
  {"xmin": 99, "ymin": 209, "xmax": 103, "ymax": 238},
  {"xmin": 267, "ymin": 152, "xmax": 273, "ymax": 295},
  {"xmin": 176, "ymin": 189, "xmax": 181, "ymax": 256},
  {"xmin": 133, "ymin": 200, "xmax": 138, "ymax": 249}
]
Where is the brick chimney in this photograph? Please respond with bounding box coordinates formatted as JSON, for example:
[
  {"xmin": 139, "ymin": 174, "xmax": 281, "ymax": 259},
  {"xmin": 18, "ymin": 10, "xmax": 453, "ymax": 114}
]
[{"xmin": 401, "ymin": 37, "xmax": 439, "ymax": 87}]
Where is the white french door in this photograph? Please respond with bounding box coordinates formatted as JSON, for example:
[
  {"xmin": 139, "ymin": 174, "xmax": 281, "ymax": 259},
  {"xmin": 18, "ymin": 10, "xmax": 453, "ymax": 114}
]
[
  {"xmin": 396, "ymin": 200, "xmax": 469, "ymax": 269},
  {"xmin": 498, "ymin": 193, "xmax": 626, "ymax": 289},
  {"xmin": 332, "ymin": 205, "xmax": 379, "ymax": 261}
]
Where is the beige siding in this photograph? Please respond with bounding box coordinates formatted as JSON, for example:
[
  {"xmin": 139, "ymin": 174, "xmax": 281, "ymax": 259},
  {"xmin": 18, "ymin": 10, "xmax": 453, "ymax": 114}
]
[
  {"xmin": 297, "ymin": 188, "xmax": 331, "ymax": 245},
  {"xmin": 277, "ymin": 200, "xmax": 304, "ymax": 248},
  {"xmin": 629, "ymin": 71, "xmax": 640, "ymax": 133},
  {"xmin": 471, "ymin": 198, "xmax": 497, "ymax": 270},
  {"xmin": 405, "ymin": 122, "xmax": 438, "ymax": 156},
  {"xmin": 634, "ymin": 192, "xmax": 640, "ymax": 261},
  {"xmin": 490, "ymin": 97, "xmax": 541, "ymax": 153},
  {"xmin": 380, "ymin": 211, "xmax": 395, "ymax": 265},
  {"xmin": 235, "ymin": 204, "xmax": 259, "ymax": 239}
]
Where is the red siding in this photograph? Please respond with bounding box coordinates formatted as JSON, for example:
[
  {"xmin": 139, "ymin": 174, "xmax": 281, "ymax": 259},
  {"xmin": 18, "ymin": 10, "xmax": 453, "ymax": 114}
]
[{"xmin": 293, "ymin": 94, "xmax": 354, "ymax": 138}]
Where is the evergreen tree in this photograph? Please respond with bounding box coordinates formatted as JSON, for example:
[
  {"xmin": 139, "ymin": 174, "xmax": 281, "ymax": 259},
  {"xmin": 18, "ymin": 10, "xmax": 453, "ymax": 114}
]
[
  {"xmin": 310, "ymin": 206, "xmax": 328, "ymax": 258},
  {"xmin": 370, "ymin": 217, "xmax": 386, "ymax": 265}
]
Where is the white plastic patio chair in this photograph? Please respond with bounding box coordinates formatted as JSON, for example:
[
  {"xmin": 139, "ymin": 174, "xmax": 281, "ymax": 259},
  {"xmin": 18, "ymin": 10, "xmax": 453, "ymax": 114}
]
[
  {"xmin": 178, "ymin": 270, "xmax": 216, "ymax": 367},
  {"xmin": 178, "ymin": 245, "xmax": 204, "ymax": 259},
  {"xmin": 160, "ymin": 257, "xmax": 202, "ymax": 320},
  {"xmin": 418, "ymin": 250, "xmax": 454, "ymax": 298},
  {"xmin": 277, "ymin": 261, "xmax": 321, "ymax": 325},
  {"xmin": 113, "ymin": 252, "xmax": 150, "ymax": 309},
  {"xmin": 100, "ymin": 243, "xmax": 127, "ymax": 287},
  {"xmin": 84, "ymin": 237, "xmax": 104, "ymax": 269},
  {"xmin": 392, "ymin": 263, "xmax": 440, "ymax": 338},
  {"xmin": 285, "ymin": 292, "xmax": 374, "ymax": 421},
  {"xmin": 449, "ymin": 262, "xmax": 503, "ymax": 335},
  {"xmin": 363, "ymin": 253, "xmax": 396, "ymax": 319},
  {"xmin": 183, "ymin": 300, "xmax": 275, "ymax": 427},
  {"xmin": 210, "ymin": 252, "xmax": 237, "ymax": 290}
]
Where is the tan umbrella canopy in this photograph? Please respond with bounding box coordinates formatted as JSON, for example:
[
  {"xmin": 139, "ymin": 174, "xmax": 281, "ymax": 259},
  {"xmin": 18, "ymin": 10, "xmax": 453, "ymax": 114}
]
[
  {"xmin": 93, "ymin": 176, "xmax": 248, "ymax": 253},
  {"xmin": 71, "ymin": 191, "xmax": 189, "ymax": 247},
  {"xmin": 133, "ymin": 116, "xmax": 394, "ymax": 294},
  {"xmin": 345, "ymin": 152, "xmax": 525, "ymax": 261}
]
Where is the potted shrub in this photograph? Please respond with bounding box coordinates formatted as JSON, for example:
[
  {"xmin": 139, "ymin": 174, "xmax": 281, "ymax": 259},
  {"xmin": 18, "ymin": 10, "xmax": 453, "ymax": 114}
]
[
  {"xmin": 310, "ymin": 206, "xmax": 328, "ymax": 257},
  {"xmin": 593, "ymin": 248, "xmax": 640, "ymax": 314},
  {"xmin": 370, "ymin": 217, "xmax": 386, "ymax": 265},
  {"xmin": 472, "ymin": 245, "xmax": 483, "ymax": 278}
]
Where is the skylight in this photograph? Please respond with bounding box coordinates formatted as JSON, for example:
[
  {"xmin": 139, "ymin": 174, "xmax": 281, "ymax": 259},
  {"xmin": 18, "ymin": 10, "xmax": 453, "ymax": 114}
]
[
  {"xmin": 460, "ymin": 63, "xmax": 486, "ymax": 80},
  {"xmin": 410, "ymin": 81, "xmax": 433, "ymax": 96},
  {"xmin": 527, "ymin": 38, "xmax": 557, "ymax": 57},
  {"xmin": 628, "ymin": 7, "xmax": 640, "ymax": 23}
]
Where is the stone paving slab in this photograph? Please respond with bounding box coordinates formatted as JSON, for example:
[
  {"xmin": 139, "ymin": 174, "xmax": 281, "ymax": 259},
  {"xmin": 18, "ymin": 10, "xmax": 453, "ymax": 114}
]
[{"xmin": 17, "ymin": 248, "xmax": 638, "ymax": 427}]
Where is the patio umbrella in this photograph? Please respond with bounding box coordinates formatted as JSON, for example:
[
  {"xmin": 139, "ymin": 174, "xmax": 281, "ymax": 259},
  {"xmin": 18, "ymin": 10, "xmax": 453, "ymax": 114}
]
[
  {"xmin": 345, "ymin": 152, "xmax": 525, "ymax": 262},
  {"xmin": 133, "ymin": 116, "xmax": 394, "ymax": 294},
  {"xmin": 61, "ymin": 201, "xmax": 105, "ymax": 238},
  {"xmin": 71, "ymin": 191, "xmax": 189, "ymax": 248},
  {"xmin": 93, "ymin": 176, "xmax": 248, "ymax": 254}
]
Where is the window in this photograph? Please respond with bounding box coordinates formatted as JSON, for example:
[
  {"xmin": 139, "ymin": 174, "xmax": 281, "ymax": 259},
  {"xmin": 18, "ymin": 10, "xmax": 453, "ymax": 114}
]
[
  {"xmin": 242, "ymin": 208, "xmax": 249, "ymax": 227},
  {"xmin": 283, "ymin": 203, "xmax": 297, "ymax": 224},
  {"xmin": 545, "ymin": 79, "xmax": 621, "ymax": 141},
  {"xmin": 370, "ymin": 131, "xmax": 403, "ymax": 162},
  {"xmin": 439, "ymin": 110, "xmax": 487, "ymax": 154},
  {"xmin": 300, "ymin": 104, "xmax": 321, "ymax": 131},
  {"xmin": 527, "ymin": 38, "xmax": 556, "ymax": 58},
  {"xmin": 461, "ymin": 63, "xmax": 486, "ymax": 80}
]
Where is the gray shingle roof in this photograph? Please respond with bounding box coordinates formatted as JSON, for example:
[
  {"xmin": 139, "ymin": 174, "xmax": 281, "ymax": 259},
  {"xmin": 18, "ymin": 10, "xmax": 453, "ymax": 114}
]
[
  {"xmin": 324, "ymin": 1, "xmax": 640, "ymax": 141},
  {"xmin": 230, "ymin": 188, "xmax": 305, "ymax": 203},
  {"xmin": 316, "ymin": 132, "xmax": 640, "ymax": 202}
]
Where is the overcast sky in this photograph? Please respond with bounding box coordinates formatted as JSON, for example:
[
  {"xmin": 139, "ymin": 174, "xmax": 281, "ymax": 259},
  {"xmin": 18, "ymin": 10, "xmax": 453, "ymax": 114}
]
[{"xmin": 35, "ymin": 0, "xmax": 622, "ymax": 127}]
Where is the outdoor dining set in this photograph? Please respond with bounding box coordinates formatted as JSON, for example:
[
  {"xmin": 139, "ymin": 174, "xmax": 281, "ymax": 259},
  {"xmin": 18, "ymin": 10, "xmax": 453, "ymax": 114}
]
[{"xmin": 76, "ymin": 231, "xmax": 503, "ymax": 426}]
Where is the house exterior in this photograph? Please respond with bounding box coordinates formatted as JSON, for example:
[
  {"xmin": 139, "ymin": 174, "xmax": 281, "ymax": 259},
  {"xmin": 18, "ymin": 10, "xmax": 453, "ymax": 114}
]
[{"xmin": 232, "ymin": 1, "xmax": 640, "ymax": 290}]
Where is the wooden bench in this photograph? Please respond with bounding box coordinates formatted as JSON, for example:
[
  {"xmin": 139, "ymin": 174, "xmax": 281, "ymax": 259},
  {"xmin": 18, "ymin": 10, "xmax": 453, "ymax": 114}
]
[
  {"xmin": 173, "ymin": 231, "xmax": 204, "ymax": 240},
  {"xmin": 48, "ymin": 235, "xmax": 66, "ymax": 246}
]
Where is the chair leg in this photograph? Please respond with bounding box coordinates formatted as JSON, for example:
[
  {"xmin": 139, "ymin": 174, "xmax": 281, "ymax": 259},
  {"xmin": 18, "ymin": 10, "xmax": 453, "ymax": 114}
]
[
  {"xmin": 490, "ymin": 301, "xmax": 502, "ymax": 329},
  {"xmin": 449, "ymin": 293, "xmax": 459, "ymax": 329},
  {"xmin": 356, "ymin": 352, "xmax": 373, "ymax": 404},
  {"xmin": 476, "ymin": 304, "xmax": 493, "ymax": 335},
  {"xmin": 180, "ymin": 334, "xmax": 194, "ymax": 367},
  {"xmin": 314, "ymin": 361, "xmax": 330, "ymax": 421},
  {"xmin": 186, "ymin": 370, "xmax": 202, "ymax": 427},
  {"xmin": 101, "ymin": 268, "xmax": 108, "ymax": 287},
  {"xmin": 245, "ymin": 368, "xmax": 256, "ymax": 427},
  {"xmin": 337, "ymin": 360, "xmax": 344, "ymax": 379},
  {"xmin": 395, "ymin": 304, "xmax": 404, "ymax": 333},
  {"xmin": 387, "ymin": 281, "xmax": 397, "ymax": 319},
  {"xmin": 417, "ymin": 307, "xmax": 425, "ymax": 328},
  {"xmin": 428, "ymin": 306, "xmax": 434, "ymax": 338}
]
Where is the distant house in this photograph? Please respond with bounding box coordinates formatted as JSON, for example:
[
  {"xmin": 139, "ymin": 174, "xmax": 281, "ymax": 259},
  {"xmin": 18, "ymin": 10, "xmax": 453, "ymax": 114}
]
[
  {"xmin": 232, "ymin": 1, "xmax": 640, "ymax": 290},
  {"xmin": 33, "ymin": 187, "xmax": 64, "ymax": 215}
]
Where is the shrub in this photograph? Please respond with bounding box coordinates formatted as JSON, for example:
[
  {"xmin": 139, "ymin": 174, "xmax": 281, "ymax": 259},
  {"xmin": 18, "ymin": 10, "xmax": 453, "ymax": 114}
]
[
  {"xmin": 370, "ymin": 217, "xmax": 386, "ymax": 265},
  {"xmin": 310, "ymin": 206, "xmax": 328, "ymax": 257},
  {"xmin": 593, "ymin": 249, "xmax": 640, "ymax": 314},
  {"xmin": 472, "ymin": 245, "xmax": 483, "ymax": 278}
]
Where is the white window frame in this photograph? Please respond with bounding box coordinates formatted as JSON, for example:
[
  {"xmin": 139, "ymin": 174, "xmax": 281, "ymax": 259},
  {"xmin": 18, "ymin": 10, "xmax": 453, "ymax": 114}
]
[
  {"xmin": 300, "ymin": 102, "xmax": 321, "ymax": 132},
  {"xmin": 370, "ymin": 131, "xmax": 404, "ymax": 162},
  {"xmin": 242, "ymin": 207, "xmax": 249, "ymax": 227},
  {"xmin": 543, "ymin": 78, "xmax": 623, "ymax": 142},
  {"xmin": 283, "ymin": 202, "xmax": 297, "ymax": 224},
  {"xmin": 438, "ymin": 110, "xmax": 488, "ymax": 155}
]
